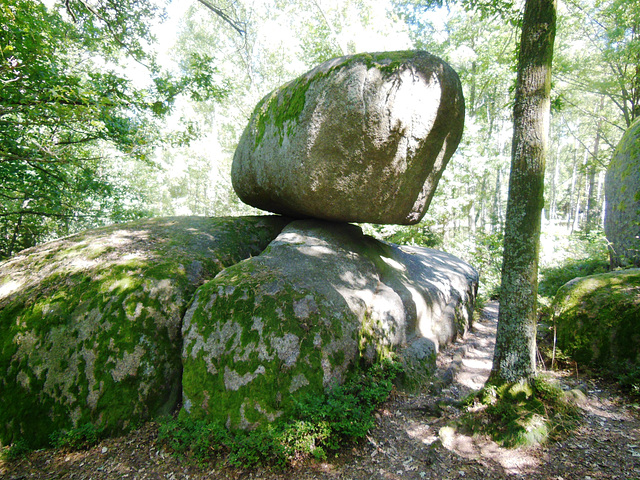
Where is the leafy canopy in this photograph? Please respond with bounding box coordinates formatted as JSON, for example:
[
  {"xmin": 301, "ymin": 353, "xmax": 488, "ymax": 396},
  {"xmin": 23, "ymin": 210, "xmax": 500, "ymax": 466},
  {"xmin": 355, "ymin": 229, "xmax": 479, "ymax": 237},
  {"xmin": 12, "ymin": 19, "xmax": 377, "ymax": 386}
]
[{"xmin": 0, "ymin": 0, "xmax": 226, "ymax": 259}]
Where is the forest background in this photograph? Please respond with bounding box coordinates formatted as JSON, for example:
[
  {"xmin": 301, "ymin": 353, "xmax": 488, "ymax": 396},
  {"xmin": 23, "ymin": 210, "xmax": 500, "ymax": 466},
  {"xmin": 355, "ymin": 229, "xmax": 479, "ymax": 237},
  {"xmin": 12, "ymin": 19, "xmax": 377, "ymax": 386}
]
[{"xmin": 1, "ymin": 0, "xmax": 638, "ymax": 301}]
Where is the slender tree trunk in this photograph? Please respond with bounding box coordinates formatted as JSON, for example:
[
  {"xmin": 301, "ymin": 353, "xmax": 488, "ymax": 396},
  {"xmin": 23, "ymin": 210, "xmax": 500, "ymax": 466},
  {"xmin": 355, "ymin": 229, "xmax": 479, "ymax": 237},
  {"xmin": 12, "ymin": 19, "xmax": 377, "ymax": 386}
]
[
  {"xmin": 599, "ymin": 170, "xmax": 606, "ymax": 226},
  {"xmin": 7, "ymin": 213, "xmax": 24, "ymax": 259},
  {"xmin": 469, "ymin": 60, "xmax": 477, "ymax": 115},
  {"xmin": 469, "ymin": 202, "xmax": 477, "ymax": 236},
  {"xmin": 566, "ymin": 146, "xmax": 578, "ymax": 230},
  {"xmin": 585, "ymin": 109, "xmax": 603, "ymax": 232},
  {"xmin": 477, "ymin": 172, "xmax": 488, "ymax": 232},
  {"xmin": 492, "ymin": 166, "xmax": 502, "ymax": 233},
  {"xmin": 490, "ymin": 0, "xmax": 556, "ymax": 383},
  {"xmin": 572, "ymin": 150, "xmax": 588, "ymax": 233},
  {"xmin": 548, "ymin": 139, "xmax": 558, "ymax": 221},
  {"xmin": 585, "ymin": 163, "xmax": 597, "ymax": 232}
]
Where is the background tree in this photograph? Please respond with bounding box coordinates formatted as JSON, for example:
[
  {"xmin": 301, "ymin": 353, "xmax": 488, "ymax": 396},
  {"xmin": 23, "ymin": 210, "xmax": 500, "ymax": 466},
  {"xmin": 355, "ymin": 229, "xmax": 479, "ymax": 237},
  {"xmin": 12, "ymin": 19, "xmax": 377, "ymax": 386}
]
[
  {"xmin": 145, "ymin": 0, "xmax": 411, "ymax": 218},
  {"xmin": 1, "ymin": 0, "xmax": 623, "ymax": 296},
  {"xmin": 542, "ymin": 0, "xmax": 637, "ymax": 233},
  {"xmin": 0, "ymin": 0, "xmax": 226, "ymax": 259},
  {"xmin": 490, "ymin": 0, "xmax": 556, "ymax": 383},
  {"xmin": 560, "ymin": 0, "xmax": 640, "ymax": 128}
]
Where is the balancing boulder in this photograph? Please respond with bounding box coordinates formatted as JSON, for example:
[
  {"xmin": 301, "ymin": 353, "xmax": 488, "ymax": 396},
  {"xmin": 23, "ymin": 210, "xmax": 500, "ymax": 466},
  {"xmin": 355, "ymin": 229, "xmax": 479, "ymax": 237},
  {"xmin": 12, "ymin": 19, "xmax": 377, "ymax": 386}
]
[{"xmin": 232, "ymin": 50, "xmax": 465, "ymax": 225}]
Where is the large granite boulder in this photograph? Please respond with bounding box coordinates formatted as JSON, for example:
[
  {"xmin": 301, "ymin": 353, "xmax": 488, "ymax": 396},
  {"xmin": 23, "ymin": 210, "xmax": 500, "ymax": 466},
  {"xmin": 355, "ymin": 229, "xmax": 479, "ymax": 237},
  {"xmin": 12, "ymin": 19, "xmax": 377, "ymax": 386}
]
[
  {"xmin": 0, "ymin": 216, "xmax": 290, "ymax": 448},
  {"xmin": 553, "ymin": 269, "xmax": 640, "ymax": 369},
  {"xmin": 605, "ymin": 118, "xmax": 640, "ymax": 268},
  {"xmin": 232, "ymin": 50, "xmax": 465, "ymax": 225},
  {"xmin": 181, "ymin": 220, "xmax": 478, "ymax": 428}
]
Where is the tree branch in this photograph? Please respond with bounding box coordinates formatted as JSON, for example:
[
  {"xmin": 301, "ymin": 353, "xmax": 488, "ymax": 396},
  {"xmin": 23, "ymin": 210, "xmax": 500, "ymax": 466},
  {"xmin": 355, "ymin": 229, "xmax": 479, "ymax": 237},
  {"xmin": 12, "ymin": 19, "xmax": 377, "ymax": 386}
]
[
  {"xmin": 64, "ymin": 0, "xmax": 153, "ymax": 69},
  {"xmin": 196, "ymin": 0, "xmax": 246, "ymax": 36},
  {"xmin": 0, "ymin": 210, "xmax": 101, "ymax": 219}
]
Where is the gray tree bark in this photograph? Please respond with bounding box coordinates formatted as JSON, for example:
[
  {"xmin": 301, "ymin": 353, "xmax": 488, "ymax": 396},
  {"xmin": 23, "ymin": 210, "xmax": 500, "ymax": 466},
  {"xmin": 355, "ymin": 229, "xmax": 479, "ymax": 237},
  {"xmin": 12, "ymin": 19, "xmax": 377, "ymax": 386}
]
[{"xmin": 490, "ymin": 0, "xmax": 557, "ymax": 383}]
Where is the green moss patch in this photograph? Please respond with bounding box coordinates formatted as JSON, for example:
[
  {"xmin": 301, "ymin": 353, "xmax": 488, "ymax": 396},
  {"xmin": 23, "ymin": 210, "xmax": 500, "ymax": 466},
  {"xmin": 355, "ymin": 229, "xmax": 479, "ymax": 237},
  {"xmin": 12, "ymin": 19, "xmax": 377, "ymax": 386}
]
[
  {"xmin": 250, "ymin": 50, "xmax": 427, "ymax": 150},
  {"xmin": 0, "ymin": 216, "xmax": 290, "ymax": 448},
  {"xmin": 181, "ymin": 258, "xmax": 360, "ymax": 428},
  {"xmin": 456, "ymin": 376, "xmax": 580, "ymax": 448},
  {"xmin": 553, "ymin": 268, "xmax": 640, "ymax": 369}
]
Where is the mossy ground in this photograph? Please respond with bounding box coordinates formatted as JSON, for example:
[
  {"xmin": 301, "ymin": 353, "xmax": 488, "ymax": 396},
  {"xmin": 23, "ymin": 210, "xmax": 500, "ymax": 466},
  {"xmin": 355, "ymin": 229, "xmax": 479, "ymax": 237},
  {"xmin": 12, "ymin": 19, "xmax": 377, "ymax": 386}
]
[{"xmin": 456, "ymin": 376, "xmax": 581, "ymax": 448}]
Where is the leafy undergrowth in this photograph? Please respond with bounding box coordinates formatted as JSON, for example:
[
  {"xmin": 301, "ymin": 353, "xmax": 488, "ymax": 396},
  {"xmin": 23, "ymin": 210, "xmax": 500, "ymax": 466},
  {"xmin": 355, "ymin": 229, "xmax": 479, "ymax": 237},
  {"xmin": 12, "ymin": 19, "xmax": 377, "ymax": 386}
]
[
  {"xmin": 1, "ymin": 439, "xmax": 30, "ymax": 462},
  {"xmin": 616, "ymin": 363, "xmax": 640, "ymax": 399},
  {"xmin": 1, "ymin": 422, "xmax": 105, "ymax": 461},
  {"xmin": 538, "ymin": 258, "xmax": 609, "ymax": 299},
  {"xmin": 49, "ymin": 423, "xmax": 106, "ymax": 451},
  {"xmin": 157, "ymin": 359, "xmax": 403, "ymax": 469},
  {"xmin": 457, "ymin": 376, "xmax": 582, "ymax": 448}
]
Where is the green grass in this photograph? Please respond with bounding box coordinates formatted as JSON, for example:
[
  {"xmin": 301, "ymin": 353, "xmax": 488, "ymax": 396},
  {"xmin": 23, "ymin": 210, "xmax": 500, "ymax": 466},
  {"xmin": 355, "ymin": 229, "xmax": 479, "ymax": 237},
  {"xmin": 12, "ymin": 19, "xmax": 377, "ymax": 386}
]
[{"xmin": 538, "ymin": 258, "xmax": 609, "ymax": 299}]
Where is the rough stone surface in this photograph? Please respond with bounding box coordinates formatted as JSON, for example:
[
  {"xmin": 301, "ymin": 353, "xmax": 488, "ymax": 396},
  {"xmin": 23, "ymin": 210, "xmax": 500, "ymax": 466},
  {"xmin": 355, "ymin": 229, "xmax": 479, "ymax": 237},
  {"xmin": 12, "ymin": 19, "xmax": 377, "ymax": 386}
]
[
  {"xmin": 553, "ymin": 268, "xmax": 640, "ymax": 369},
  {"xmin": 181, "ymin": 220, "xmax": 478, "ymax": 428},
  {"xmin": 232, "ymin": 50, "xmax": 465, "ymax": 225},
  {"xmin": 0, "ymin": 216, "xmax": 290, "ymax": 448},
  {"xmin": 605, "ymin": 118, "xmax": 640, "ymax": 268}
]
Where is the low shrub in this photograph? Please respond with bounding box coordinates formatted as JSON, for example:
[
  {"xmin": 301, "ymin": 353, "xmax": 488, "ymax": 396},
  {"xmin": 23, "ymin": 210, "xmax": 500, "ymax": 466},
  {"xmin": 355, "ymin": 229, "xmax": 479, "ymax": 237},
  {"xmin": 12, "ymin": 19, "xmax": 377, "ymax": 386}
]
[
  {"xmin": 158, "ymin": 359, "xmax": 402, "ymax": 469},
  {"xmin": 49, "ymin": 423, "xmax": 105, "ymax": 451},
  {"xmin": 618, "ymin": 363, "xmax": 640, "ymax": 398},
  {"xmin": 1, "ymin": 439, "xmax": 31, "ymax": 461},
  {"xmin": 538, "ymin": 258, "xmax": 609, "ymax": 299}
]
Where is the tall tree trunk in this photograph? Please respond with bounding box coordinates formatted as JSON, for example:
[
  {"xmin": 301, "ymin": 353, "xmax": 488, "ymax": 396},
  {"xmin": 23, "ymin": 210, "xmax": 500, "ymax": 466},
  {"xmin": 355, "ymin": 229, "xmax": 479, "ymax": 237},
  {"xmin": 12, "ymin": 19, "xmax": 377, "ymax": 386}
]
[
  {"xmin": 490, "ymin": 0, "xmax": 556, "ymax": 383},
  {"xmin": 566, "ymin": 145, "xmax": 578, "ymax": 230},
  {"xmin": 572, "ymin": 150, "xmax": 588, "ymax": 233},
  {"xmin": 585, "ymin": 109, "xmax": 603, "ymax": 233},
  {"xmin": 585, "ymin": 163, "xmax": 598, "ymax": 232},
  {"xmin": 492, "ymin": 166, "xmax": 503, "ymax": 233},
  {"xmin": 597, "ymin": 169, "xmax": 606, "ymax": 226},
  {"xmin": 548, "ymin": 139, "xmax": 559, "ymax": 221},
  {"xmin": 477, "ymin": 172, "xmax": 488, "ymax": 232}
]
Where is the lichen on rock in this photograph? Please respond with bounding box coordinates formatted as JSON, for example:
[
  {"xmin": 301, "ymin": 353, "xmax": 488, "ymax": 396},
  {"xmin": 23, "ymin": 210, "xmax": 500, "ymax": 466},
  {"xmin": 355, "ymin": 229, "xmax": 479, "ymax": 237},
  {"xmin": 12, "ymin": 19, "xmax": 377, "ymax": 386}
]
[
  {"xmin": 0, "ymin": 216, "xmax": 290, "ymax": 448},
  {"xmin": 181, "ymin": 220, "xmax": 478, "ymax": 428}
]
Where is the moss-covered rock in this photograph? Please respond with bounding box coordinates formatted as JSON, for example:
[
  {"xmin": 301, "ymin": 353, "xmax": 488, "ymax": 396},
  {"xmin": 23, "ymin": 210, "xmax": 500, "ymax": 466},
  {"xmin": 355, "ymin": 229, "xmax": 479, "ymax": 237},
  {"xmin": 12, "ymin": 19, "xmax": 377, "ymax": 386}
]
[
  {"xmin": 181, "ymin": 220, "xmax": 478, "ymax": 428},
  {"xmin": 0, "ymin": 216, "xmax": 290, "ymax": 448},
  {"xmin": 604, "ymin": 118, "xmax": 640, "ymax": 268},
  {"xmin": 553, "ymin": 268, "xmax": 640, "ymax": 369},
  {"xmin": 232, "ymin": 50, "xmax": 465, "ymax": 225}
]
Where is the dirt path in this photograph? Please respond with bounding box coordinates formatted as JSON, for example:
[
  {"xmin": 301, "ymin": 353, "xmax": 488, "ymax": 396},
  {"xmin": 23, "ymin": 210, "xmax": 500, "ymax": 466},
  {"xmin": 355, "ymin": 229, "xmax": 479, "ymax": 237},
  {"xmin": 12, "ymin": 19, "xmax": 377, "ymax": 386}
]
[
  {"xmin": 358, "ymin": 302, "xmax": 640, "ymax": 480},
  {"xmin": 3, "ymin": 302, "xmax": 640, "ymax": 479}
]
